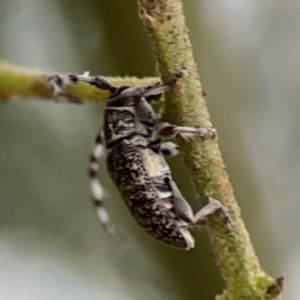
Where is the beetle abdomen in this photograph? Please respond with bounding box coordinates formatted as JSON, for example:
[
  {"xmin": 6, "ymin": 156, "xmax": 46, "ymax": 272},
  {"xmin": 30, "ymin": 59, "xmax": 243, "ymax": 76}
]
[{"xmin": 107, "ymin": 138, "xmax": 194, "ymax": 249}]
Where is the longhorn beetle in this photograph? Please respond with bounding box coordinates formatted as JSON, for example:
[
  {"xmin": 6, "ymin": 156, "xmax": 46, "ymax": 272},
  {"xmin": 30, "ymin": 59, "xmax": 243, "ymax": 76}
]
[{"xmin": 48, "ymin": 72, "xmax": 229, "ymax": 250}]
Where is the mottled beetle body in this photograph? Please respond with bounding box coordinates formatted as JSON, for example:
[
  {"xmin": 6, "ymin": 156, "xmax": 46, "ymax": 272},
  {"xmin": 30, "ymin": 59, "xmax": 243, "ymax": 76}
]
[
  {"xmin": 48, "ymin": 72, "xmax": 228, "ymax": 250},
  {"xmin": 107, "ymin": 135, "xmax": 194, "ymax": 248},
  {"xmin": 103, "ymin": 81, "xmax": 196, "ymax": 248}
]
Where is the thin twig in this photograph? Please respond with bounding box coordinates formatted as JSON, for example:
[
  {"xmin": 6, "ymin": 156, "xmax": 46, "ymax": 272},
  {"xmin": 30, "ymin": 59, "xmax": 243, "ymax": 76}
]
[
  {"xmin": 137, "ymin": 0, "xmax": 283, "ymax": 299},
  {"xmin": 0, "ymin": 61, "xmax": 160, "ymax": 103}
]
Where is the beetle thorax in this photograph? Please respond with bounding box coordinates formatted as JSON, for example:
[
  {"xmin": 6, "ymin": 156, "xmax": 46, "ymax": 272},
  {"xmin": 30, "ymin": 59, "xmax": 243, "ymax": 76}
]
[{"xmin": 104, "ymin": 106, "xmax": 150, "ymax": 148}]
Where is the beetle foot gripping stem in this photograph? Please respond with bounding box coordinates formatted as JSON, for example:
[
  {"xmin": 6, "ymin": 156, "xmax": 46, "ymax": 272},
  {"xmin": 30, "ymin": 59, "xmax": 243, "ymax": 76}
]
[{"xmin": 193, "ymin": 198, "xmax": 231, "ymax": 232}]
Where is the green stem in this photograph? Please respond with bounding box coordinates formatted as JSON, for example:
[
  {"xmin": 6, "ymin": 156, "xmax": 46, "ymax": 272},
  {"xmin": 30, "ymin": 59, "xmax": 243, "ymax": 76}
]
[
  {"xmin": 0, "ymin": 61, "xmax": 159, "ymax": 103},
  {"xmin": 137, "ymin": 1, "xmax": 282, "ymax": 299}
]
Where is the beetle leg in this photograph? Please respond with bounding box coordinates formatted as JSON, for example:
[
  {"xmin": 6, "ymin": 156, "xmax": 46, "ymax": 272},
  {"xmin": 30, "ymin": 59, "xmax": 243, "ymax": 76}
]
[
  {"xmin": 192, "ymin": 198, "xmax": 231, "ymax": 230},
  {"xmin": 168, "ymin": 177, "xmax": 231, "ymax": 229},
  {"xmin": 166, "ymin": 178, "xmax": 194, "ymax": 223},
  {"xmin": 160, "ymin": 142, "xmax": 179, "ymax": 157},
  {"xmin": 157, "ymin": 123, "xmax": 217, "ymax": 140}
]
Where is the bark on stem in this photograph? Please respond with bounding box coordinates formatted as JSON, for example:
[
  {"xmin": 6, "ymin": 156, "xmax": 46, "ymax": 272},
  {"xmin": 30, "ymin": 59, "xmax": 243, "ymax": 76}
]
[{"xmin": 137, "ymin": 1, "xmax": 282, "ymax": 299}]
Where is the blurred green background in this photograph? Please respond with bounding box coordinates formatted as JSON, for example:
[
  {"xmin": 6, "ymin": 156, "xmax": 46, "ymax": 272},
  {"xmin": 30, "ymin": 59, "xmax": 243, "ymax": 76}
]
[{"xmin": 0, "ymin": 1, "xmax": 299, "ymax": 299}]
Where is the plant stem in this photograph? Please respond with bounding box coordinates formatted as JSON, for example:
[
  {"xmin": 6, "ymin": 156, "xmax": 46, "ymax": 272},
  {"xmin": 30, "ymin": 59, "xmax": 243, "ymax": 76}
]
[
  {"xmin": 137, "ymin": 0, "xmax": 282, "ymax": 299},
  {"xmin": 0, "ymin": 61, "xmax": 159, "ymax": 103}
]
